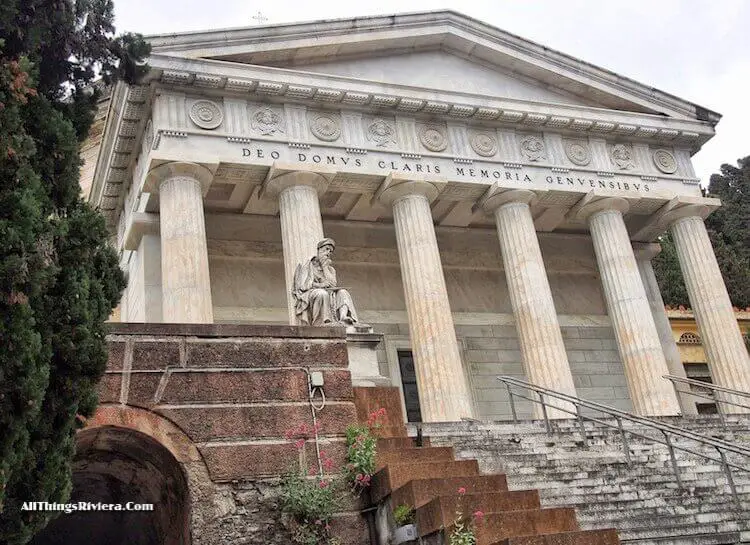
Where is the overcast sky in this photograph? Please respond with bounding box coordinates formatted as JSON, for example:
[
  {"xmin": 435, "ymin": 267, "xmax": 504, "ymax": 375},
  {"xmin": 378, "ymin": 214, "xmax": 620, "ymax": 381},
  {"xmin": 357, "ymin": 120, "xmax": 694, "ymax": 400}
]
[{"xmin": 114, "ymin": 0, "xmax": 749, "ymax": 185}]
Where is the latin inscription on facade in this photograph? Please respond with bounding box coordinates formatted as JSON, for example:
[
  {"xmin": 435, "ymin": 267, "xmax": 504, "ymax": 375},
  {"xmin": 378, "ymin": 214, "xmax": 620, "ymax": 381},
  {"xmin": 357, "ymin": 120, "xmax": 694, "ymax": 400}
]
[{"xmin": 240, "ymin": 146, "xmax": 653, "ymax": 193}]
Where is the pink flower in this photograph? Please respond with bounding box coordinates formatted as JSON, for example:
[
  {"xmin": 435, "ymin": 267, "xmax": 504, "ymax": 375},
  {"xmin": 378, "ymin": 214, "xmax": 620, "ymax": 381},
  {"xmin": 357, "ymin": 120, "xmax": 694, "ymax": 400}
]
[
  {"xmin": 457, "ymin": 487, "xmax": 466, "ymax": 495},
  {"xmin": 319, "ymin": 480, "xmax": 330, "ymax": 488},
  {"xmin": 473, "ymin": 510, "xmax": 484, "ymax": 521},
  {"xmin": 295, "ymin": 439, "xmax": 305, "ymax": 450},
  {"xmin": 355, "ymin": 473, "xmax": 364, "ymax": 482},
  {"xmin": 361, "ymin": 474, "xmax": 372, "ymax": 485}
]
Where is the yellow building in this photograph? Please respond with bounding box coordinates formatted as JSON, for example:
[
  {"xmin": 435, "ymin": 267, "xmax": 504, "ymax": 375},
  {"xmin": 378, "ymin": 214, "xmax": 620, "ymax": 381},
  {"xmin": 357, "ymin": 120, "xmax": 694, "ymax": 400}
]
[{"xmin": 669, "ymin": 308, "xmax": 750, "ymax": 412}]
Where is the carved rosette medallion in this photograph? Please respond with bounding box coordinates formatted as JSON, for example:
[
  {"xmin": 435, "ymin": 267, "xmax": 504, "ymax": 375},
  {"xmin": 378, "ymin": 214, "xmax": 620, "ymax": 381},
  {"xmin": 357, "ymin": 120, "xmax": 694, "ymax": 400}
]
[
  {"xmin": 366, "ymin": 118, "xmax": 396, "ymax": 147},
  {"xmin": 418, "ymin": 124, "xmax": 448, "ymax": 152},
  {"xmin": 309, "ymin": 112, "xmax": 341, "ymax": 142},
  {"xmin": 610, "ymin": 143, "xmax": 635, "ymax": 170},
  {"xmin": 519, "ymin": 135, "xmax": 546, "ymax": 162},
  {"xmin": 652, "ymin": 149, "xmax": 678, "ymax": 174},
  {"xmin": 250, "ymin": 107, "xmax": 284, "ymax": 136},
  {"xmin": 469, "ymin": 131, "xmax": 498, "ymax": 157},
  {"xmin": 189, "ymin": 100, "xmax": 223, "ymax": 129},
  {"xmin": 563, "ymin": 139, "xmax": 591, "ymax": 166}
]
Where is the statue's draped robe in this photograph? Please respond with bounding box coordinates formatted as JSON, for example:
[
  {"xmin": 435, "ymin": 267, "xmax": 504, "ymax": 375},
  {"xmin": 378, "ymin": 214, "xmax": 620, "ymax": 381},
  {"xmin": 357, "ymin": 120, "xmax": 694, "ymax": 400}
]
[{"xmin": 293, "ymin": 257, "xmax": 359, "ymax": 326}]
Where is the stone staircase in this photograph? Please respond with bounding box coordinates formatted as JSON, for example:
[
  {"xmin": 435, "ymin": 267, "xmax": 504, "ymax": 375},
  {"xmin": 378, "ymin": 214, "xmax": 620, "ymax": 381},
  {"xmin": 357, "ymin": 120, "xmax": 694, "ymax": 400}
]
[
  {"xmin": 354, "ymin": 388, "xmax": 619, "ymax": 545},
  {"xmin": 419, "ymin": 415, "xmax": 750, "ymax": 545}
]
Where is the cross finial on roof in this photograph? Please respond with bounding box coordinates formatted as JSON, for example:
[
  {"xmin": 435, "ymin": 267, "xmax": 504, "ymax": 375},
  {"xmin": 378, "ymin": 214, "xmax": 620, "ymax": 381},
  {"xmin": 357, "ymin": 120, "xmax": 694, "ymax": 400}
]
[{"xmin": 251, "ymin": 11, "xmax": 268, "ymax": 25}]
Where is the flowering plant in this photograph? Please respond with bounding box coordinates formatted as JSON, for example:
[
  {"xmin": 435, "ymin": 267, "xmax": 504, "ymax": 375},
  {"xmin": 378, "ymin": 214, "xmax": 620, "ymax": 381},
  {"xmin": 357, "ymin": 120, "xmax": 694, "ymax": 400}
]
[
  {"xmin": 344, "ymin": 407, "xmax": 386, "ymax": 495},
  {"xmin": 281, "ymin": 423, "xmax": 340, "ymax": 545},
  {"xmin": 449, "ymin": 487, "xmax": 484, "ymax": 545}
]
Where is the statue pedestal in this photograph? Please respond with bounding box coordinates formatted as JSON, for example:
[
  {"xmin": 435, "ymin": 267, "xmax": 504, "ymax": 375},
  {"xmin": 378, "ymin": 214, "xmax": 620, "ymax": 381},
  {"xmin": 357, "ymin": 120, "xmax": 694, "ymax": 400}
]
[{"xmin": 346, "ymin": 327, "xmax": 389, "ymax": 387}]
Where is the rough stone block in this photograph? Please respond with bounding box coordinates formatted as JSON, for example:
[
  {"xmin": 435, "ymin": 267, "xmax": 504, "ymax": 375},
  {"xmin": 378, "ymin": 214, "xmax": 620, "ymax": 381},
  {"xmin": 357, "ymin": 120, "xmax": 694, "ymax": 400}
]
[
  {"xmin": 186, "ymin": 339, "xmax": 349, "ymax": 368},
  {"xmin": 132, "ymin": 340, "xmax": 181, "ymax": 370},
  {"xmin": 456, "ymin": 325, "xmax": 496, "ymax": 337},
  {"xmin": 467, "ymin": 350, "xmax": 502, "ymax": 363},
  {"xmin": 157, "ymin": 403, "xmax": 358, "ymax": 442},
  {"xmin": 578, "ymin": 327, "xmax": 615, "ymax": 339},
  {"xmin": 200, "ymin": 443, "xmax": 300, "ymax": 480},
  {"xmin": 96, "ymin": 374, "xmax": 121, "ymax": 403},
  {"xmin": 161, "ymin": 369, "xmax": 353, "ymax": 403},
  {"xmin": 106, "ymin": 340, "xmax": 126, "ymax": 371},
  {"xmin": 589, "ymin": 375, "xmax": 628, "ymax": 387},
  {"xmin": 330, "ymin": 513, "xmax": 369, "ymax": 545},
  {"xmin": 127, "ymin": 372, "xmax": 163, "ymax": 407}
]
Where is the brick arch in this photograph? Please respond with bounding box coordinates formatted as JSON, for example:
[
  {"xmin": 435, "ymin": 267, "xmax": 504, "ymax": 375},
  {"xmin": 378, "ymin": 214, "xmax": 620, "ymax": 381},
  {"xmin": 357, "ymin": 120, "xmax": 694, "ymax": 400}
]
[{"xmin": 85, "ymin": 403, "xmax": 205, "ymax": 467}]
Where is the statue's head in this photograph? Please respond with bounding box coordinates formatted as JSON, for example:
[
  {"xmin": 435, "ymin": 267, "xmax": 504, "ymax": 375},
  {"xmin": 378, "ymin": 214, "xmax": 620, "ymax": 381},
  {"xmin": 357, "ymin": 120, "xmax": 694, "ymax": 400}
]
[{"xmin": 316, "ymin": 238, "xmax": 335, "ymax": 262}]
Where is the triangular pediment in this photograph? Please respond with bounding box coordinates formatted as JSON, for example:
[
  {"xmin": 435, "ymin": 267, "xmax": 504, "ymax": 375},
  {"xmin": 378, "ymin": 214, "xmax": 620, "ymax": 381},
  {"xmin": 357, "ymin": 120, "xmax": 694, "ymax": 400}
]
[
  {"xmin": 264, "ymin": 50, "xmax": 600, "ymax": 108},
  {"xmin": 147, "ymin": 11, "xmax": 718, "ymax": 122}
]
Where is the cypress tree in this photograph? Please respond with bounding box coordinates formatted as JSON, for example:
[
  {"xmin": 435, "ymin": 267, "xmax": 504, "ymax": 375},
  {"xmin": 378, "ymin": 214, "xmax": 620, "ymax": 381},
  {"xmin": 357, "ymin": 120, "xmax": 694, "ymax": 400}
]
[
  {"xmin": 0, "ymin": 1, "xmax": 148, "ymax": 542},
  {"xmin": 654, "ymin": 156, "xmax": 750, "ymax": 309}
]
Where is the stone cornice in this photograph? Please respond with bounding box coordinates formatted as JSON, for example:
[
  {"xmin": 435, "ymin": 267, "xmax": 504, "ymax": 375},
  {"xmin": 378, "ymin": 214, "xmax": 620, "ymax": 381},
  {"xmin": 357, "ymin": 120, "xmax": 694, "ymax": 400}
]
[
  {"xmin": 145, "ymin": 54, "xmax": 715, "ymax": 148},
  {"xmin": 146, "ymin": 10, "xmax": 720, "ymax": 124}
]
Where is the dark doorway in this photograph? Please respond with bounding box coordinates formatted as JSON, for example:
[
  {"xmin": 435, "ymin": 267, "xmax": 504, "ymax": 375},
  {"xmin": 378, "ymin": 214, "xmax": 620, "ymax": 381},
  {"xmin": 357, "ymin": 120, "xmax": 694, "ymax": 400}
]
[
  {"xmin": 31, "ymin": 427, "xmax": 191, "ymax": 545},
  {"xmin": 397, "ymin": 350, "xmax": 422, "ymax": 422}
]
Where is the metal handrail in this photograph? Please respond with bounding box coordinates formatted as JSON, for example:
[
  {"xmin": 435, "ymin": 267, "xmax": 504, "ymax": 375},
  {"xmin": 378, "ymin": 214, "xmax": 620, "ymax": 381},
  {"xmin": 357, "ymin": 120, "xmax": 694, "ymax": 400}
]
[
  {"xmin": 497, "ymin": 375, "xmax": 750, "ymax": 507},
  {"xmin": 664, "ymin": 374, "xmax": 750, "ymax": 427}
]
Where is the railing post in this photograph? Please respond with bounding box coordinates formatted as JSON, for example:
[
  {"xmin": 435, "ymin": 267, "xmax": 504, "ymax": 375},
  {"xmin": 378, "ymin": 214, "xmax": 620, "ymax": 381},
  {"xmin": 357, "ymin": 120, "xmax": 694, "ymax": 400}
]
[
  {"xmin": 576, "ymin": 404, "xmax": 587, "ymax": 445},
  {"xmin": 662, "ymin": 431, "xmax": 683, "ymax": 491},
  {"xmin": 539, "ymin": 392, "xmax": 552, "ymax": 435},
  {"xmin": 506, "ymin": 383, "xmax": 518, "ymax": 424},
  {"xmin": 714, "ymin": 392, "xmax": 727, "ymax": 430},
  {"xmin": 716, "ymin": 447, "xmax": 740, "ymax": 509},
  {"xmin": 617, "ymin": 416, "xmax": 631, "ymax": 465}
]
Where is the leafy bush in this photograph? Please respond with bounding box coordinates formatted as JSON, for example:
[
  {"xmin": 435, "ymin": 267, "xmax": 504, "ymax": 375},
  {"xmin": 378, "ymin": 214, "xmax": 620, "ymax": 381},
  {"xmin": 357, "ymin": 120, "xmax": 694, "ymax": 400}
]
[{"xmin": 393, "ymin": 504, "xmax": 415, "ymax": 526}]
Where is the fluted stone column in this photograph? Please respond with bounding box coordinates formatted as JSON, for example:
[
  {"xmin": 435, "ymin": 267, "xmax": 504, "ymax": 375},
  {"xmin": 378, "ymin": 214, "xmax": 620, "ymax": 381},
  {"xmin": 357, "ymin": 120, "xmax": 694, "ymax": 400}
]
[
  {"xmin": 480, "ymin": 189, "xmax": 576, "ymax": 419},
  {"xmin": 580, "ymin": 198, "xmax": 680, "ymax": 415},
  {"xmin": 670, "ymin": 212, "xmax": 750, "ymax": 412},
  {"xmin": 378, "ymin": 178, "xmax": 473, "ymax": 422},
  {"xmin": 635, "ymin": 245, "xmax": 697, "ymax": 415},
  {"xmin": 264, "ymin": 170, "xmax": 328, "ymax": 324},
  {"xmin": 146, "ymin": 162, "xmax": 214, "ymax": 324}
]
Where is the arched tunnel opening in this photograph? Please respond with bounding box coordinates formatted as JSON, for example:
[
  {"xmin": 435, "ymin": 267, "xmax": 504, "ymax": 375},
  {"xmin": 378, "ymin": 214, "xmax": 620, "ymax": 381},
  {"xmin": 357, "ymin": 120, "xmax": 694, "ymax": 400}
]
[{"xmin": 31, "ymin": 426, "xmax": 191, "ymax": 545}]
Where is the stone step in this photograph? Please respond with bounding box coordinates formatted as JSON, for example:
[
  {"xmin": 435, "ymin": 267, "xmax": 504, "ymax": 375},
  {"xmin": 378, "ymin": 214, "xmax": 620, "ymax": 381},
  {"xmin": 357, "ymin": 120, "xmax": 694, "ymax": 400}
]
[
  {"xmin": 618, "ymin": 531, "xmax": 741, "ymax": 545},
  {"xmin": 492, "ymin": 529, "xmax": 620, "ymax": 545},
  {"xmin": 616, "ymin": 521, "xmax": 740, "ymax": 541},
  {"xmin": 575, "ymin": 510, "xmax": 740, "ymax": 531},
  {"xmin": 471, "ymin": 507, "xmax": 580, "ymax": 545},
  {"xmin": 391, "ymin": 475, "xmax": 509, "ymax": 509},
  {"xmin": 417, "ymin": 491, "xmax": 541, "ymax": 535},
  {"xmin": 371, "ymin": 459, "xmax": 480, "ymax": 503},
  {"xmin": 376, "ymin": 446, "xmax": 454, "ymax": 469},
  {"xmin": 377, "ymin": 436, "xmax": 431, "ymax": 451}
]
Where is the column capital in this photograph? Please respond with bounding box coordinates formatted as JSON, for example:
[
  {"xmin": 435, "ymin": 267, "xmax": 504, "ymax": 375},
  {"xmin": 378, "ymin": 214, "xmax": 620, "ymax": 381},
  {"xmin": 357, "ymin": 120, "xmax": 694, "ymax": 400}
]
[
  {"xmin": 477, "ymin": 185, "xmax": 537, "ymax": 213},
  {"xmin": 375, "ymin": 174, "xmax": 445, "ymax": 206},
  {"xmin": 568, "ymin": 193, "xmax": 630, "ymax": 223},
  {"xmin": 144, "ymin": 161, "xmax": 215, "ymax": 194},
  {"xmin": 261, "ymin": 163, "xmax": 335, "ymax": 198},
  {"xmin": 662, "ymin": 204, "xmax": 712, "ymax": 228},
  {"xmin": 632, "ymin": 242, "xmax": 662, "ymax": 261}
]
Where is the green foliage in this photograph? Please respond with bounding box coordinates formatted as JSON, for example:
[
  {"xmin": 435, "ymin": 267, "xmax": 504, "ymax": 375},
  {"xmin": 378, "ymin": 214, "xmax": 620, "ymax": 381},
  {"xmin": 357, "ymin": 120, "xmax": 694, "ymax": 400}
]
[
  {"xmin": 654, "ymin": 156, "xmax": 750, "ymax": 309},
  {"xmin": 652, "ymin": 232, "xmax": 689, "ymax": 307},
  {"xmin": 281, "ymin": 471, "xmax": 340, "ymax": 545},
  {"xmin": 0, "ymin": 0, "xmax": 147, "ymax": 542},
  {"xmin": 344, "ymin": 408, "xmax": 385, "ymax": 495},
  {"xmin": 393, "ymin": 504, "xmax": 415, "ymax": 527},
  {"xmin": 449, "ymin": 488, "xmax": 483, "ymax": 545}
]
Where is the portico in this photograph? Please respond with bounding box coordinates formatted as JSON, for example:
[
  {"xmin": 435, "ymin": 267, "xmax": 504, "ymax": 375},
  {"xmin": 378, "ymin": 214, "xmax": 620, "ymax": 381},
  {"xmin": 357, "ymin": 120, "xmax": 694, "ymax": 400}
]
[{"xmin": 91, "ymin": 11, "xmax": 750, "ymax": 421}]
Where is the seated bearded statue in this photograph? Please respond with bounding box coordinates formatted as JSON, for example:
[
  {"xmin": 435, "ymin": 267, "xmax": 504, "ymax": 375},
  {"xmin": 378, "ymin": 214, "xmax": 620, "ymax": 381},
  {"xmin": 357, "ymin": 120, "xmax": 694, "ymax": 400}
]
[{"xmin": 292, "ymin": 238, "xmax": 361, "ymax": 327}]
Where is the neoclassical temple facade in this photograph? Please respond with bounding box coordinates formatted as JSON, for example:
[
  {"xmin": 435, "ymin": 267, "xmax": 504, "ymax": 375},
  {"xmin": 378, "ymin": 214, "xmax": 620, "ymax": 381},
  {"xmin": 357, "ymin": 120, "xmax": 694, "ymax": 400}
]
[{"xmin": 91, "ymin": 11, "xmax": 750, "ymax": 423}]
